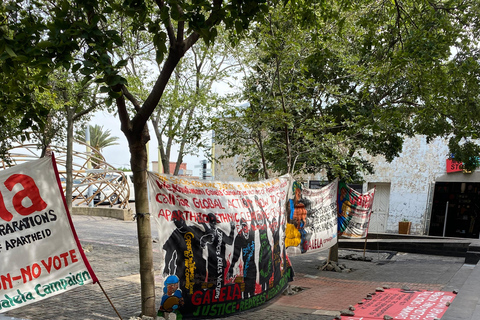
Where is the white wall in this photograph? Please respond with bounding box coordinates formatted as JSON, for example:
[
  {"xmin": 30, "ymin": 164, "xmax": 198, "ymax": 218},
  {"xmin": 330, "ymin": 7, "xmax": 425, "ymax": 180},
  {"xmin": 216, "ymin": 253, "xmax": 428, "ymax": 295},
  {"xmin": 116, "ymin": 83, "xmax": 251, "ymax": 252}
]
[{"xmin": 363, "ymin": 136, "xmax": 449, "ymax": 234}]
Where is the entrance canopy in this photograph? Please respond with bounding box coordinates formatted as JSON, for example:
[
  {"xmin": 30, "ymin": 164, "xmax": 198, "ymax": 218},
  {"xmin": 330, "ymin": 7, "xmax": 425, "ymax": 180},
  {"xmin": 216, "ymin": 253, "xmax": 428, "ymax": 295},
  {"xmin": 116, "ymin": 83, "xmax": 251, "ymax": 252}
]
[{"xmin": 436, "ymin": 171, "xmax": 480, "ymax": 183}]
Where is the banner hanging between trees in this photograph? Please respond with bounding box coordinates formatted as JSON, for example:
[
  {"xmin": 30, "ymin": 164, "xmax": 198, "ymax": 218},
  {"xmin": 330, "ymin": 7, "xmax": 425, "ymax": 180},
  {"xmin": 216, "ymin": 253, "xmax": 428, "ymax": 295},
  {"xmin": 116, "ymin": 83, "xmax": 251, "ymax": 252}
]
[
  {"xmin": 0, "ymin": 155, "xmax": 97, "ymax": 313},
  {"xmin": 285, "ymin": 179, "xmax": 338, "ymax": 253},
  {"xmin": 338, "ymin": 181, "xmax": 375, "ymax": 238},
  {"xmin": 147, "ymin": 173, "xmax": 294, "ymax": 319}
]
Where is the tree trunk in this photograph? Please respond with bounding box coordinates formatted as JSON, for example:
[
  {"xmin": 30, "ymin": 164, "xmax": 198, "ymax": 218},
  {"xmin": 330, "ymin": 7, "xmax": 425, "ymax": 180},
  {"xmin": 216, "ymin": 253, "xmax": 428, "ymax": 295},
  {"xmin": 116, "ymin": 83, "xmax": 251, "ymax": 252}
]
[{"xmin": 130, "ymin": 136, "xmax": 156, "ymax": 317}]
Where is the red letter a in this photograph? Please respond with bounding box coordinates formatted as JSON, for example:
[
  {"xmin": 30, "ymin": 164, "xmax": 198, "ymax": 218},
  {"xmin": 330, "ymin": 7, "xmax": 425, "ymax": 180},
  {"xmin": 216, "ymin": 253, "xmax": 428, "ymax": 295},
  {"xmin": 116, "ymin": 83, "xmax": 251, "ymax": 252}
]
[{"xmin": 5, "ymin": 174, "xmax": 48, "ymax": 216}]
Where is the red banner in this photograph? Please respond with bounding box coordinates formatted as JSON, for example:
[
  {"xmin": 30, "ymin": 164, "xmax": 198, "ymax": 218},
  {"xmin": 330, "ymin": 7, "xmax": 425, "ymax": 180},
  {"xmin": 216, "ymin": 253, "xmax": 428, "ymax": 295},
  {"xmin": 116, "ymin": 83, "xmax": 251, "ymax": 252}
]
[{"xmin": 341, "ymin": 288, "xmax": 455, "ymax": 320}]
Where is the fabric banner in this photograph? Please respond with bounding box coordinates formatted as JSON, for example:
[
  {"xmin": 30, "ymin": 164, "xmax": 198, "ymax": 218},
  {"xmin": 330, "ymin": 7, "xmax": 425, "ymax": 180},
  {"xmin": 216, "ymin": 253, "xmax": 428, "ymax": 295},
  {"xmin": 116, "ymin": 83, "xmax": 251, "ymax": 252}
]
[
  {"xmin": 341, "ymin": 288, "xmax": 456, "ymax": 320},
  {"xmin": 285, "ymin": 179, "xmax": 338, "ymax": 253},
  {"xmin": 147, "ymin": 173, "xmax": 294, "ymax": 319},
  {"xmin": 0, "ymin": 155, "xmax": 97, "ymax": 313},
  {"xmin": 338, "ymin": 182, "xmax": 375, "ymax": 238}
]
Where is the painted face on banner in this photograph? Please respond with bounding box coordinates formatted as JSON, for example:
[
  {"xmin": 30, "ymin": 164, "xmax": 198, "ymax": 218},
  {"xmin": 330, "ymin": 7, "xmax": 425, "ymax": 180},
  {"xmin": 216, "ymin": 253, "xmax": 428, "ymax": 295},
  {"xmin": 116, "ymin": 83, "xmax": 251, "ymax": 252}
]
[
  {"xmin": 208, "ymin": 213, "xmax": 217, "ymax": 228},
  {"xmin": 270, "ymin": 217, "xmax": 278, "ymax": 232},
  {"xmin": 241, "ymin": 219, "xmax": 249, "ymax": 239},
  {"xmin": 173, "ymin": 211, "xmax": 187, "ymax": 232}
]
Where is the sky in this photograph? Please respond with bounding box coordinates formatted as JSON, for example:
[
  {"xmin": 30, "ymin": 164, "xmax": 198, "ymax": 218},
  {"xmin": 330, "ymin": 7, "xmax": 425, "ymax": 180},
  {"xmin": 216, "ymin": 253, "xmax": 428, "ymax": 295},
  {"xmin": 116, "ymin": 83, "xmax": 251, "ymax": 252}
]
[{"xmin": 87, "ymin": 110, "xmax": 205, "ymax": 177}]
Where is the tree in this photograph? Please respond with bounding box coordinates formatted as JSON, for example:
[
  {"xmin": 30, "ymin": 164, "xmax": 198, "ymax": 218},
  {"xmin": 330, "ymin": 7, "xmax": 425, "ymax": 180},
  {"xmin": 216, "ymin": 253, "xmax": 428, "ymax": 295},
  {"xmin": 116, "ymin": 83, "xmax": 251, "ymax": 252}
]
[
  {"xmin": 214, "ymin": 0, "xmax": 480, "ymax": 263},
  {"xmin": 152, "ymin": 31, "xmax": 243, "ymax": 175},
  {"xmin": 1, "ymin": 0, "xmax": 273, "ymax": 316},
  {"xmin": 76, "ymin": 124, "xmax": 120, "ymax": 167},
  {"xmin": 217, "ymin": 0, "xmax": 480, "ymax": 179}
]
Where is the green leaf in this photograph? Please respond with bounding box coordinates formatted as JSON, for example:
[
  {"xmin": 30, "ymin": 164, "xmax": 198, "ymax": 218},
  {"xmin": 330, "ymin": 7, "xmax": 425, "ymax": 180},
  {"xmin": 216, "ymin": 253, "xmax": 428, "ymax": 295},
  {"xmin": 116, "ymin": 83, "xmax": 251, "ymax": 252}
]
[
  {"xmin": 72, "ymin": 63, "xmax": 82, "ymax": 73},
  {"xmin": 4, "ymin": 46, "xmax": 16, "ymax": 58},
  {"xmin": 108, "ymin": 90, "xmax": 122, "ymax": 98},
  {"xmin": 116, "ymin": 59, "xmax": 128, "ymax": 67}
]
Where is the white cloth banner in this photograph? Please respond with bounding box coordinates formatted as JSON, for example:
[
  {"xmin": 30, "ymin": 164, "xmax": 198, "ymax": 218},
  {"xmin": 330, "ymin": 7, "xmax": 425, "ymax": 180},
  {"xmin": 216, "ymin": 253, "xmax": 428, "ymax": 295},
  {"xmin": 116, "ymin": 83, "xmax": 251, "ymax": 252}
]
[
  {"xmin": 0, "ymin": 155, "xmax": 97, "ymax": 313},
  {"xmin": 147, "ymin": 172, "xmax": 293, "ymax": 318},
  {"xmin": 285, "ymin": 179, "xmax": 338, "ymax": 253}
]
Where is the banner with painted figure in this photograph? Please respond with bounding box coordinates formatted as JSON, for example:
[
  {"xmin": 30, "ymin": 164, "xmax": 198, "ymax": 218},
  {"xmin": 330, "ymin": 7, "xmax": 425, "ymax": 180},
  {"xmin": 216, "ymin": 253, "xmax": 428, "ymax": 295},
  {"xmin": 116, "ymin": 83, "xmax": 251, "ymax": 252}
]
[
  {"xmin": 147, "ymin": 173, "xmax": 294, "ymax": 319},
  {"xmin": 285, "ymin": 179, "xmax": 338, "ymax": 254},
  {"xmin": 337, "ymin": 181, "xmax": 375, "ymax": 238},
  {"xmin": 0, "ymin": 155, "xmax": 97, "ymax": 313}
]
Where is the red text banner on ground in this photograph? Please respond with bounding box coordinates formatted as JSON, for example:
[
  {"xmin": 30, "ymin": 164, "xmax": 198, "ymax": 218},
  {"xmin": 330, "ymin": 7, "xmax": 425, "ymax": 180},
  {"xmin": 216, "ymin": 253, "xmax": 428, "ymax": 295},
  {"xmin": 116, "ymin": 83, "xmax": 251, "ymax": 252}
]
[{"xmin": 341, "ymin": 288, "xmax": 456, "ymax": 320}]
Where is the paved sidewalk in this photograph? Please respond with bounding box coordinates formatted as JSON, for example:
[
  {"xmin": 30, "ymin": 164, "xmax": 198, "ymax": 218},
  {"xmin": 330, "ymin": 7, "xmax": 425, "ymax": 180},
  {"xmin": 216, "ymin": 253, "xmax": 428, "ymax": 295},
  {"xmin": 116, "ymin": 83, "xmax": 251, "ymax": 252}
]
[{"xmin": 1, "ymin": 216, "xmax": 473, "ymax": 320}]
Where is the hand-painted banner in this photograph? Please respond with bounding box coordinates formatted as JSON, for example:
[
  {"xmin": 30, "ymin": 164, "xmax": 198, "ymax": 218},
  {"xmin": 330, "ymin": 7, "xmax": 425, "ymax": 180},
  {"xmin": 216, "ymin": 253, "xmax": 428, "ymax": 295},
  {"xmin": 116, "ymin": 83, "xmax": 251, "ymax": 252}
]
[
  {"xmin": 341, "ymin": 288, "xmax": 456, "ymax": 320},
  {"xmin": 0, "ymin": 155, "xmax": 97, "ymax": 313},
  {"xmin": 285, "ymin": 179, "xmax": 338, "ymax": 253},
  {"xmin": 147, "ymin": 173, "xmax": 294, "ymax": 319},
  {"xmin": 338, "ymin": 182, "xmax": 375, "ymax": 238}
]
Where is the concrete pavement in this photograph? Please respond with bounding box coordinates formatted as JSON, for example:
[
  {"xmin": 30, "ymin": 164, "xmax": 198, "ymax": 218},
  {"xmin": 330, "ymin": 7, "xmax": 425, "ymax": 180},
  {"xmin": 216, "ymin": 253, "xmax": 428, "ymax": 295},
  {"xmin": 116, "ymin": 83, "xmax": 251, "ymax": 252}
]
[{"xmin": 2, "ymin": 216, "xmax": 479, "ymax": 320}]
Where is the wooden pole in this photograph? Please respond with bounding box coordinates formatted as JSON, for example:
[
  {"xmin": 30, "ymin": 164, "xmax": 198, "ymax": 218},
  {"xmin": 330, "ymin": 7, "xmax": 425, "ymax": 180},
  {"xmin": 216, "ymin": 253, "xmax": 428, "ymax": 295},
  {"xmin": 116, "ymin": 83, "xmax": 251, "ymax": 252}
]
[
  {"xmin": 363, "ymin": 237, "xmax": 368, "ymax": 259},
  {"xmin": 97, "ymin": 281, "xmax": 123, "ymax": 320}
]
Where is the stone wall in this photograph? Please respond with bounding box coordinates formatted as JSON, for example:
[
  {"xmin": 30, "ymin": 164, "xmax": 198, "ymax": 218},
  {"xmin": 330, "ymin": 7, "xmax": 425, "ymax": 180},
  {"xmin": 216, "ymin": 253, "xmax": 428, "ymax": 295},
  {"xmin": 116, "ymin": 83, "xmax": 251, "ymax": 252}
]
[{"xmin": 71, "ymin": 206, "xmax": 133, "ymax": 221}]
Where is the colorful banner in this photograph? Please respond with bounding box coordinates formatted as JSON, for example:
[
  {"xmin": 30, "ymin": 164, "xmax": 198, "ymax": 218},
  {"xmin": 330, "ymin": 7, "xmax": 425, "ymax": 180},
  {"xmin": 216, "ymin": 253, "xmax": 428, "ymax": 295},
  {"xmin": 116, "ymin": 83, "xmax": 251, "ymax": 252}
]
[
  {"xmin": 341, "ymin": 288, "xmax": 456, "ymax": 320},
  {"xmin": 147, "ymin": 173, "xmax": 294, "ymax": 319},
  {"xmin": 0, "ymin": 155, "xmax": 97, "ymax": 313},
  {"xmin": 338, "ymin": 182, "xmax": 375, "ymax": 238},
  {"xmin": 285, "ymin": 179, "xmax": 338, "ymax": 253}
]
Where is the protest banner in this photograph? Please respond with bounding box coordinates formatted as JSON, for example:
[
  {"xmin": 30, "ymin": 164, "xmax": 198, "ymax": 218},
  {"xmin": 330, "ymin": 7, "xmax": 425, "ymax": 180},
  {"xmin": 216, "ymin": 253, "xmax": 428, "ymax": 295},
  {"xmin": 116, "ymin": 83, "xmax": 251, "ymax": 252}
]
[
  {"xmin": 0, "ymin": 155, "xmax": 97, "ymax": 313},
  {"xmin": 341, "ymin": 288, "xmax": 456, "ymax": 320},
  {"xmin": 285, "ymin": 179, "xmax": 338, "ymax": 253},
  {"xmin": 147, "ymin": 173, "xmax": 294, "ymax": 319},
  {"xmin": 338, "ymin": 182, "xmax": 375, "ymax": 238}
]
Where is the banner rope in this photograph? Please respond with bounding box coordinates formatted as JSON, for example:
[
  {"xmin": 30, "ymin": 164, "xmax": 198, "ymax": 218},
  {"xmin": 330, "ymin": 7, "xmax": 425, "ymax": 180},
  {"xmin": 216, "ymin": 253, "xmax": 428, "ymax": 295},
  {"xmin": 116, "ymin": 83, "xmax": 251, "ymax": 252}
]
[
  {"xmin": 97, "ymin": 281, "xmax": 123, "ymax": 320},
  {"xmin": 134, "ymin": 212, "xmax": 151, "ymax": 220}
]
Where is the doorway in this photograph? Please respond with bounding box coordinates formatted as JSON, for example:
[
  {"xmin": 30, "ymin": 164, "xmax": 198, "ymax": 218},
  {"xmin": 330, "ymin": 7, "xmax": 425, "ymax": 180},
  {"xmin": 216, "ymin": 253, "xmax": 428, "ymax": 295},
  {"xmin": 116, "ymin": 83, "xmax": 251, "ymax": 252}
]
[
  {"xmin": 367, "ymin": 182, "xmax": 390, "ymax": 233},
  {"xmin": 429, "ymin": 182, "xmax": 480, "ymax": 238}
]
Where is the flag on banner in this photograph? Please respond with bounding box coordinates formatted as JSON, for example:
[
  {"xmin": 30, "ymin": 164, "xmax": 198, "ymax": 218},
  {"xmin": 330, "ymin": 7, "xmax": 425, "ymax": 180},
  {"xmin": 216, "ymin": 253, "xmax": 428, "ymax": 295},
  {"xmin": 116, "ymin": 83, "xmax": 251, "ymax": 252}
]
[
  {"xmin": 147, "ymin": 173, "xmax": 294, "ymax": 319},
  {"xmin": 338, "ymin": 181, "xmax": 375, "ymax": 238},
  {"xmin": 0, "ymin": 155, "xmax": 97, "ymax": 313},
  {"xmin": 285, "ymin": 179, "xmax": 338, "ymax": 253}
]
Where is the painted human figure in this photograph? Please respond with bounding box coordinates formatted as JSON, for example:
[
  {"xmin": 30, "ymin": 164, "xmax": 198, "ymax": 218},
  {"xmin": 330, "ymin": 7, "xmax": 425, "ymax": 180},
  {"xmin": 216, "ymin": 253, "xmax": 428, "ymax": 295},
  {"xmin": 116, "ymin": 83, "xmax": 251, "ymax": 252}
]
[
  {"xmin": 228, "ymin": 217, "xmax": 257, "ymax": 298},
  {"xmin": 162, "ymin": 211, "xmax": 207, "ymax": 293},
  {"xmin": 288, "ymin": 181, "xmax": 308, "ymax": 252},
  {"xmin": 200, "ymin": 213, "xmax": 235, "ymax": 290},
  {"xmin": 255, "ymin": 201, "xmax": 273, "ymax": 292},
  {"xmin": 158, "ymin": 275, "xmax": 185, "ymax": 320},
  {"xmin": 270, "ymin": 215, "xmax": 282, "ymax": 283}
]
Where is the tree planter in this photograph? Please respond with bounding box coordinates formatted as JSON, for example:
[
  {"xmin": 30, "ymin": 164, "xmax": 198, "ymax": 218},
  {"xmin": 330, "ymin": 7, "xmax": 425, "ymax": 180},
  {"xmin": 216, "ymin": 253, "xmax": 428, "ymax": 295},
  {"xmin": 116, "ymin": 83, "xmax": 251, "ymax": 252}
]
[{"xmin": 399, "ymin": 221, "xmax": 411, "ymax": 235}]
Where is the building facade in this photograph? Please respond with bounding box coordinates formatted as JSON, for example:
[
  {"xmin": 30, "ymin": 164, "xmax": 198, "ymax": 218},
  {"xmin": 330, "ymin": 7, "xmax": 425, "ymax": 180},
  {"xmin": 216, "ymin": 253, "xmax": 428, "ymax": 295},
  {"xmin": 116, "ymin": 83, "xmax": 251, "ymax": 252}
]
[{"xmin": 214, "ymin": 135, "xmax": 480, "ymax": 238}]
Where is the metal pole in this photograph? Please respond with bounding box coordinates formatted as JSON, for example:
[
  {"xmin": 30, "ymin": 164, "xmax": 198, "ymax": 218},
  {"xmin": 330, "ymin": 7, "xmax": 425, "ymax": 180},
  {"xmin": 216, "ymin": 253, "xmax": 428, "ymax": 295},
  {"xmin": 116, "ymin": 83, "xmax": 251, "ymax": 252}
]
[
  {"xmin": 86, "ymin": 126, "xmax": 94, "ymax": 208},
  {"xmin": 443, "ymin": 201, "xmax": 449, "ymax": 237}
]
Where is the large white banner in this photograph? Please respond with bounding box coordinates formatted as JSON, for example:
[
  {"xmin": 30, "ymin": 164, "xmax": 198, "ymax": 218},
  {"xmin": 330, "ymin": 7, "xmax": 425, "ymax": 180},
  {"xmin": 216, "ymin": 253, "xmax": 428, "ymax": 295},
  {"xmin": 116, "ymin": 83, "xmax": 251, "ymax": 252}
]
[
  {"xmin": 147, "ymin": 173, "xmax": 294, "ymax": 319},
  {"xmin": 0, "ymin": 155, "xmax": 97, "ymax": 313},
  {"xmin": 285, "ymin": 179, "xmax": 338, "ymax": 253}
]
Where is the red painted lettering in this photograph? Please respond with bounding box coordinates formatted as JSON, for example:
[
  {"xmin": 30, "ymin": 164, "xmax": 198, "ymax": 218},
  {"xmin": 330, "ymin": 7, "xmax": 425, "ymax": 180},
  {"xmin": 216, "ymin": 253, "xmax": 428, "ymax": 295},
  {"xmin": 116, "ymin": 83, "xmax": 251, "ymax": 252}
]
[
  {"xmin": 70, "ymin": 249, "xmax": 78, "ymax": 263},
  {"xmin": 0, "ymin": 273, "xmax": 13, "ymax": 290},
  {"xmin": 0, "ymin": 191, "xmax": 13, "ymax": 222},
  {"xmin": 53, "ymin": 256, "xmax": 62, "ymax": 270},
  {"xmin": 4, "ymin": 174, "xmax": 47, "ymax": 217},
  {"xmin": 41, "ymin": 257, "xmax": 53, "ymax": 273}
]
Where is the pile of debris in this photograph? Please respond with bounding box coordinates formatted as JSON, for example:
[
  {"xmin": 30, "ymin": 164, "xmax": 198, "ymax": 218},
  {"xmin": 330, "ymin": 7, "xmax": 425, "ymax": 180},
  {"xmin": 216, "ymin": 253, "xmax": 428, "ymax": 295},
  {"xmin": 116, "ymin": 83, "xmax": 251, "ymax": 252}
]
[
  {"xmin": 283, "ymin": 285, "xmax": 306, "ymax": 296},
  {"xmin": 319, "ymin": 260, "xmax": 352, "ymax": 273}
]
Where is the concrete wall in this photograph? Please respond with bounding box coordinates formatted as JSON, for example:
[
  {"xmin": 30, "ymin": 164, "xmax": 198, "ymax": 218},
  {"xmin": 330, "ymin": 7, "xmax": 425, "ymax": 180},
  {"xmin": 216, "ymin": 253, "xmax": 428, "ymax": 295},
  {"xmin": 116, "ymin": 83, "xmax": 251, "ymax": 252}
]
[
  {"xmin": 363, "ymin": 136, "xmax": 450, "ymax": 234},
  {"xmin": 214, "ymin": 144, "xmax": 244, "ymax": 181},
  {"xmin": 71, "ymin": 206, "xmax": 133, "ymax": 221}
]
